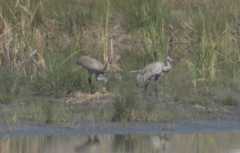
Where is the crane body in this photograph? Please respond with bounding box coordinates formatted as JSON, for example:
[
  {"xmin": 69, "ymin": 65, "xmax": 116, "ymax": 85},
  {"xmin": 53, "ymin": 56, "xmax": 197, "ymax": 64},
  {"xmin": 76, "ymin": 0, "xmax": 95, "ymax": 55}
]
[
  {"xmin": 136, "ymin": 56, "xmax": 173, "ymax": 89},
  {"xmin": 77, "ymin": 56, "xmax": 109, "ymax": 93}
]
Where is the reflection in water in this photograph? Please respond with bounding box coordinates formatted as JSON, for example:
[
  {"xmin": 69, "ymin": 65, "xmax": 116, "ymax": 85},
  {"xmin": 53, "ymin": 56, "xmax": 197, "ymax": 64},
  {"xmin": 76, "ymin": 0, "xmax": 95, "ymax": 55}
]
[
  {"xmin": 1, "ymin": 132, "xmax": 240, "ymax": 153},
  {"xmin": 74, "ymin": 135, "xmax": 100, "ymax": 153},
  {"xmin": 150, "ymin": 133, "xmax": 171, "ymax": 153}
]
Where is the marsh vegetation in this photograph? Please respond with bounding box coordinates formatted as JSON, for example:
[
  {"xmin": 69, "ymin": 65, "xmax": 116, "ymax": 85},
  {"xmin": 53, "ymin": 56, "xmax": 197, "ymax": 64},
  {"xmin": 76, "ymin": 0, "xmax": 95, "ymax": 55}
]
[{"xmin": 0, "ymin": 0, "xmax": 240, "ymax": 123}]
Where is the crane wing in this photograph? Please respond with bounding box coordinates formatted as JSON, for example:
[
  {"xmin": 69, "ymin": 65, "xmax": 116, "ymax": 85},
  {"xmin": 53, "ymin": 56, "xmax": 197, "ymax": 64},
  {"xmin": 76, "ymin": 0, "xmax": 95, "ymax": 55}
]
[{"xmin": 77, "ymin": 56, "xmax": 105, "ymax": 73}]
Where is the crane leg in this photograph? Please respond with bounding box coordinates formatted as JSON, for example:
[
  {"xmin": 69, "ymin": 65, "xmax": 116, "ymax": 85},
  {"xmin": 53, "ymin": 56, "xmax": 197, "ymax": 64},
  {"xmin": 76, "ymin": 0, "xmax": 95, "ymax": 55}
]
[
  {"xmin": 154, "ymin": 75, "xmax": 160, "ymax": 98},
  {"xmin": 144, "ymin": 82, "xmax": 150, "ymax": 91},
  {"xmin": 154, "ymin": 82, "xmax": 159, "ymax": 99},
  {"xmin": 143, "ymin": 81, "xmax": 151, "ymax": 98},
  {"xmin": 88, "ymin": 75, "xmax": 94, "ymax": 93}
]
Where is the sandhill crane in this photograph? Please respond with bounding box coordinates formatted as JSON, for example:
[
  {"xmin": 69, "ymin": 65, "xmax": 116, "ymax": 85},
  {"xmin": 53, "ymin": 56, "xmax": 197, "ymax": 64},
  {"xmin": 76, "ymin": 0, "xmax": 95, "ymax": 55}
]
[
  {"xmin": 77, "ymin": 39, "xmax": 113, "ymax": 93},
  {"xmin": 136, "ymin": 56, "xmax": 173, "ymax": 89},
  {"xmin": 77, "ymin": 55, "xmax": 110, "ymax": 92}
]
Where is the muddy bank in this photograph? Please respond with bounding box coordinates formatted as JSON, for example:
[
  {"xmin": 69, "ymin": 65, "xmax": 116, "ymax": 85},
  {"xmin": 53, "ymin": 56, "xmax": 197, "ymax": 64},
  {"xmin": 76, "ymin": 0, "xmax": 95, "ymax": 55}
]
[{"xmin": 0, "ymin": 90, "xmax": 240, "ymax": 126}]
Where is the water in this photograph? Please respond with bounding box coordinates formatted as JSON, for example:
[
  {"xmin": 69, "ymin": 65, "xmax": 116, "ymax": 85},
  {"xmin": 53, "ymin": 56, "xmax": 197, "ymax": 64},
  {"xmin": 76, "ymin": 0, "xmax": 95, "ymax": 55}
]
[{"xmin": 1, "ymin": 121, "xmax": 240, "ymax": 153}]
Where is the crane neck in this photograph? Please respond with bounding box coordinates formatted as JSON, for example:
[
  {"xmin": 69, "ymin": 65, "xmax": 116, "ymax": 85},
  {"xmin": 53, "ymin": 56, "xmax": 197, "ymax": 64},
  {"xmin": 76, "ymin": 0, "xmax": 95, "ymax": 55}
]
[
  {"xmin": 103, "ymin": 38, "xmax": 113, "ymax": 72},
  {"xmin": 103, "ymin": 61, "xmax": 109, "ymax": 72}
]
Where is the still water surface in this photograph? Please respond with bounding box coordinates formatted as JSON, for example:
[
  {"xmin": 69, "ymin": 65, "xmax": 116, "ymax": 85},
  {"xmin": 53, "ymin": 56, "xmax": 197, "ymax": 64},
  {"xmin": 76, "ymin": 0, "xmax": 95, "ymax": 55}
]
[{"xmin": 1, "ymin": 122, "xmax": 240, "ymax": 153}]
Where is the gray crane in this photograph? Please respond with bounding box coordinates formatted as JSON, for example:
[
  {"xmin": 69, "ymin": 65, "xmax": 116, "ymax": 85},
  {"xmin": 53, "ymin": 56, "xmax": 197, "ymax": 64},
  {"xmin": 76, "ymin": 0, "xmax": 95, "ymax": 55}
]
[
  {"xmin": 77, "ymin": 55, "xmax": 110, "ymax": 92},
  {"xmin": 136, "ymin": 56, "xmax": 173, "ymax": 90}
]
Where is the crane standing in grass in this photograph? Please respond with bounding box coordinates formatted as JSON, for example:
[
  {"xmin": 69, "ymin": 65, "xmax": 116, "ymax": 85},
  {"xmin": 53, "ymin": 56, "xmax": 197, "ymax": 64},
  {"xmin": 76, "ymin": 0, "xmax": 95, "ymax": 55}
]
[
  {"xmin": 136, "ymin": 28, "xmax": 175, "ymax": 93},
  {"xmin": 136, "ymin": 56, "xmax": 174, "ymax": 90},
  {"xmin": 77, "ymin": 55, "xmax": 109, "ymax": 84},
  {"xmin": 76, "ymin": 39, "xmax": 113, "ymax": 93}
]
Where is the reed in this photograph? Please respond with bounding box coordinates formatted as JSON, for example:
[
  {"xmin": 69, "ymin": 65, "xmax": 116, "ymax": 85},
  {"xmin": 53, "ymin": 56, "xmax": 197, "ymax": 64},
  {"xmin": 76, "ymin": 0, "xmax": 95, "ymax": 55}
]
[{"xmin": 0, "ymin": 0, "xmax": 239, "ymax": 98}]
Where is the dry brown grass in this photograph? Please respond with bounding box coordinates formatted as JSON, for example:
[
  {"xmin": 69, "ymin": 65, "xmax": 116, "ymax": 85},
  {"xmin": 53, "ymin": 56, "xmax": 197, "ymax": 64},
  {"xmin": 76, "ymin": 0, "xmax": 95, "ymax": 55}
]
[
  {"xmin": 0, "ymin": 0, "xmax": 239, "ymax": 96},
  {"xmin": 65, "ymin": 89, "xmax": 112, "ymax": 104},
  {"xmin": 0, "ymin": 16, "xmax": 4, "ymax": 35}
]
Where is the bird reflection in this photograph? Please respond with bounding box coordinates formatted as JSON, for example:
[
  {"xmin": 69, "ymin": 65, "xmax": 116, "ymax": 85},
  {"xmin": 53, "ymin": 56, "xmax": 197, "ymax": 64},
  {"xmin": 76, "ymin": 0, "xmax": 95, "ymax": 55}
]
[
  {"xmin": 113, "ymin": 135, "xmax": 138, "ymax": 153},
  {"xmin": 74, "ymin": 135, "xmax": 100, "ymax": 153},
  {"xmin": 151, "ymin": 133, "xmax": 171, "ymax": 153}
]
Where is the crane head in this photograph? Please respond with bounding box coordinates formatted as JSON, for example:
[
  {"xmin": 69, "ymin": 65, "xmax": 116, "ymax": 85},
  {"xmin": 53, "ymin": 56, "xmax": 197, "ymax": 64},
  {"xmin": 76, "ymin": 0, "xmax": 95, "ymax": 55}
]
[{"xmin": 166, "ymin": 56, "xmax": 173, "ymax": 62}]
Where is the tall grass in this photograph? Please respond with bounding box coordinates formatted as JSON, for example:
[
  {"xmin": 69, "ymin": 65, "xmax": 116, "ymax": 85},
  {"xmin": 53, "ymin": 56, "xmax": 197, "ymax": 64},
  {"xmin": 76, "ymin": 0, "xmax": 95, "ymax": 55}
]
[
  {"xmin": 0, "ymin": 0, "xmax": 239, "ymax": 98},
  {"xmin": 185, "ymin": 0, "xmax": 240, "ymax": 87}
]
